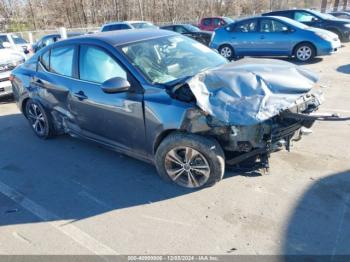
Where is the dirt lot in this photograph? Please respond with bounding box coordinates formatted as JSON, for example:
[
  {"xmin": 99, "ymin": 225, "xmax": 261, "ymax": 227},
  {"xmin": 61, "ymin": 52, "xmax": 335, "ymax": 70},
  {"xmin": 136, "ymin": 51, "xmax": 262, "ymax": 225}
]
[{"xmin": 0, "ymin": 45, "xmax": 349, "ymax": 256}]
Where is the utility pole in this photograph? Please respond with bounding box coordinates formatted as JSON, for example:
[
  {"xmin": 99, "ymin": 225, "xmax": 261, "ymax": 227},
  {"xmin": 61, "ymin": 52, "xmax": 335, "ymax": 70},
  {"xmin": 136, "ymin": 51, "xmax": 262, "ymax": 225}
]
[{"xmin": 321, "ymin": 0, "xmax": 327, "ymax": 12}]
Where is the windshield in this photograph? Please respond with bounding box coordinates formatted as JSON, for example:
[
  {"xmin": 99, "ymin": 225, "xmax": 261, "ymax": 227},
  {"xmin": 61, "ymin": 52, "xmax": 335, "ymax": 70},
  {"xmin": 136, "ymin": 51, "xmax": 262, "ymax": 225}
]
[
  {"xmin": 183, "ymin": 24, "xmax": 201, "ymax": 32},
  {"xmin": 131, "ymin": 22, "xmax": 157, "ymax": 29},
  {"xmin": 121, "ymin": 35, "xmax": 227, "ymax": 84},
  {"xmin": 12, "ymin": 34, "xmax": 28, "ymax": 44}
]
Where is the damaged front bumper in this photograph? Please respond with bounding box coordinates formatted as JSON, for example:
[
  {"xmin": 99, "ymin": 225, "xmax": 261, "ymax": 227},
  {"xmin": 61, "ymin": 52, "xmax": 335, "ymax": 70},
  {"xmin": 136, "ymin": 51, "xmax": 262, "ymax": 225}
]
[{"xmin": 223, "ymin": 90, "xmax": 323, "ymax": 167}]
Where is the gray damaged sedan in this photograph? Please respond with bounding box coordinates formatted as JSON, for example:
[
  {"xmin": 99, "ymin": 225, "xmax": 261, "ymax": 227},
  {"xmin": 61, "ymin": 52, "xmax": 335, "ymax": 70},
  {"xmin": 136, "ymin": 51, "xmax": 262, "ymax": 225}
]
[{"xmin": 11, "ymin": 30, "xmax": 328, "ymax": 188}]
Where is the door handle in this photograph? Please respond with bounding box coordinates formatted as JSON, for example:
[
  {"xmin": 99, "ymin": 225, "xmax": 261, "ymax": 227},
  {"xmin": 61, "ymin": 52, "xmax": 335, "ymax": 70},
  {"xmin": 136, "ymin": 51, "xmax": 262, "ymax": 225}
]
[
  {"xmin": 260, "ymin": 35, "xmax": 265, "ymax": 39},
  {"xmin": 74, "ymin": 91, "xmax": 88, "ymax": 101}
]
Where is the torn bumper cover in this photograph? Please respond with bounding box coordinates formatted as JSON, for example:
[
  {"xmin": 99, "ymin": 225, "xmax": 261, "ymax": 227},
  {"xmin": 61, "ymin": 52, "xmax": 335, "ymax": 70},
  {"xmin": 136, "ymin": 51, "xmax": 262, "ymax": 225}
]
[{"xmin": 185, "ymin": 59, "xmax": 325, "ymax": 167}]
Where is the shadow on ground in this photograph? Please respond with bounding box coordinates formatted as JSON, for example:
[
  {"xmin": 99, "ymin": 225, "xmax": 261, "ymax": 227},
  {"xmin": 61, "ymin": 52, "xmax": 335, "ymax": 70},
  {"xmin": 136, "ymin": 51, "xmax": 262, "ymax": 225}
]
[
  {"xmin": 337, "ymin": 64, "xmax": 350, "ymax": 74},
  {"xmin": 283, "ymin": 170, "xmax": 350, "ymax": 257},
  {"xmin": 244, "ymin": 56, "xmax": 324, "ymax": 65},
  {"xmin": 0, "ymin": 113, "xmax": 246, "ymax": 227},
  {"xmin": 0, "ymin": 113, "xmax": 196, "ymax": 227}
]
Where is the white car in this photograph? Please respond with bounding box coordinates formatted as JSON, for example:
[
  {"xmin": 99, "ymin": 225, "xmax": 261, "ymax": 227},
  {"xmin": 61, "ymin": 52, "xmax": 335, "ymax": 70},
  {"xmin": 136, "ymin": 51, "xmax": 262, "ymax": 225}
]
[
  {"xmin": 0, "ymin": 43, "xmax": 25, "ymax": 97},
  {"xmin": 101, "ymin": 21, "xmax": 158, "ymax": 32},
  {"xmin": 0, "ymin": 33, "xmax": 31, "ymax": 56}
]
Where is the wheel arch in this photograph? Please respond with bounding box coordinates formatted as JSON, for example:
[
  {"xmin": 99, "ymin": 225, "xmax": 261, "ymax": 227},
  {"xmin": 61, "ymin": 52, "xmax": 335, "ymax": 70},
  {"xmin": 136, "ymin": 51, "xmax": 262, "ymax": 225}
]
[
  {"xmin": 293, "ymin": 41, "xmax": 317, "ymax": 56},
  {"xmin": 153, "ymin": 129, "xmax": 178, "ymax": 155}
]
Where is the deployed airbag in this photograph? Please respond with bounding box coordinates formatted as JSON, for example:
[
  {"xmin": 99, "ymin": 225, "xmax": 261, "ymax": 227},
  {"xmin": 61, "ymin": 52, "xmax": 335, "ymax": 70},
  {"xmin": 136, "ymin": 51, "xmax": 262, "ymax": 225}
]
[{"xmin": 187, "ymin": 59, "xmax": 320, "ymax": 125}]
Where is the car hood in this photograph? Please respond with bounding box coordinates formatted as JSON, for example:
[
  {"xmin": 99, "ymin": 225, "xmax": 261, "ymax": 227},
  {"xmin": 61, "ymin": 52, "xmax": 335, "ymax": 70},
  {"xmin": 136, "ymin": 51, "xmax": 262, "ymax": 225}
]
[
  {"xmin": 307, "ymin": 27, "xmax": 338, "ymax": 38},
  {"xmin": 325, "ymin": 18, "xmax": 350, "ymax": 24},
  {"xmin": 187, "ymin": 58, "xmax": 321, "ymax": 125},
  {"xmin": 0, "ymin": 49, "xmax": 24, "ymax": 63}
]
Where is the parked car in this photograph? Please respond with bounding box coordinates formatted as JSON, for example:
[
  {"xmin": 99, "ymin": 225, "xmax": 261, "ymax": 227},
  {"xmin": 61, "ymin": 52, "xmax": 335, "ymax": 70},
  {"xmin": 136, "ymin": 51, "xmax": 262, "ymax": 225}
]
[
  {"xmin": 101, "ymin": 21, "xmax": 158, "ymax": 32},
  {"xmin": 328, "ymin": 11, "xmax": 350, "ymax": 20},
  {"xmin": 32, "ymin": 32, "xmax": 82, "ymax": 53},
  {"xmin": 0, "ymin": 43, "xmax": 25, "ymax": 97},
  {"xmin": 263, "ymin": 9, "xmax": 350, "ymax": 42},
  {"xmin": 11, "ymin": 30, "xmax": 323, "ymax": 188},
  {"xmin": 0, "ymin": 33, "xmax": 31, "ymax": 55},
  {"xmin": 198, "ymin": 16, "xmax": 234, "ymax": 31},
  {"xmin": 210, "ymin": 16, "xmax": 341, "ymax": 62},
  {"xmin": 160, "ymin": 24, "xmax": 212, "ymax": 45}
]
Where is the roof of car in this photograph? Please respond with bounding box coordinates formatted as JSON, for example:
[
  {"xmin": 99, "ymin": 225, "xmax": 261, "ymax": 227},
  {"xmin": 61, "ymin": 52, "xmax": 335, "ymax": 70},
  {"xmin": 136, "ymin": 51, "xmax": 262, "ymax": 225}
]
[
  {"xmin": 102, "ymin": 21, "xmax": 152, "ymax": 26},
  {"xmin": 61, "ymin": 29, "xmax": 177, "ymax": 46}
]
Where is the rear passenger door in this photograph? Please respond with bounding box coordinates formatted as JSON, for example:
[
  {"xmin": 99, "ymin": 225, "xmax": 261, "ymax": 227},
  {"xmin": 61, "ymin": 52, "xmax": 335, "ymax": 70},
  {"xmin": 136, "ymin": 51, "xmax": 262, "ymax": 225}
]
[
  {"xmin": 230, "ymin": 19, "xmax": 259, "ymax": 55},
  {"xmin": 68, "ymin": 44, "xmax": 146, "ymax": 154},
  {"xmin": 34, "ymin": 44, "xmax": 78, "ymax": 120}
]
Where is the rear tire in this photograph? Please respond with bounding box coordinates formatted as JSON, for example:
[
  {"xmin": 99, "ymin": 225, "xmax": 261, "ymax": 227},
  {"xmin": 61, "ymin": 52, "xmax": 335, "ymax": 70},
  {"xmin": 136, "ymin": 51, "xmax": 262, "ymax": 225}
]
[
  {"xmin": 218, "ymin": 44, "xmax": 235, "ymax": 60},
  {"xmin": 155, "ymin": 132, "xmax": 225, "ymax": 189},
  {"xmin": 25, "ymin": 99, "xmax": 55, "ymax": 139},
  {"xmin": 294, "ymin": 43, "xmax": 315, "ymax": 62}
]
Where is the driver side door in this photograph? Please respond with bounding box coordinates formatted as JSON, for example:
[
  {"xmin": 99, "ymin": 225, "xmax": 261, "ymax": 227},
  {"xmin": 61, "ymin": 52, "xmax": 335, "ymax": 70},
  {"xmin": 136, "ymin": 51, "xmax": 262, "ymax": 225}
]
[{"xmin": 68, "ymin": 44, "xmax": 146, "ymax": 155}]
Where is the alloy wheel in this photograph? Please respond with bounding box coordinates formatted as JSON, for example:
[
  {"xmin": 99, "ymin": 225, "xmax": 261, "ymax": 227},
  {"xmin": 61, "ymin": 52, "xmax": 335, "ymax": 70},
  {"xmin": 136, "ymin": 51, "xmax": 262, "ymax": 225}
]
[
  {"xmin": 27, "ymin": 103, "xmax": 46, "ymax": 136},
  {"xmin": 220, "ymin": 46, "xmax": 232, "ymax": 58},
  {"xmin": 296, "ymin": 46, "xmax": 312, "ymax": 61},
  {"xmin": 164, "ymin": 146, "xmax": 211, "ymax": 188}
]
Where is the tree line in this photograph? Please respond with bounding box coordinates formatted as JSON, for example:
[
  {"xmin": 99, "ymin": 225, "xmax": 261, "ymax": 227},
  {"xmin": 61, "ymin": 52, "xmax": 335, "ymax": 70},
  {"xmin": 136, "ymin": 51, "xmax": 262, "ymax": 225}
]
[{"xmin": 0, "ymin": 0, "xmax": 348, "ymax": 32}]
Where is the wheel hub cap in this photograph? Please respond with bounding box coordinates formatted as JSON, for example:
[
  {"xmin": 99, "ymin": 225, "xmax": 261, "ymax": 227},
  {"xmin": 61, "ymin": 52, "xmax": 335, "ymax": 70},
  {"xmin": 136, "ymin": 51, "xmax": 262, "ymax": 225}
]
[
  {"xmin": 27, "ymin": 104, "xmax": 46, "ymax": 135},
  {"xmin": 164, "ymin": 146, "xmax": 211, "ymax": 188}
]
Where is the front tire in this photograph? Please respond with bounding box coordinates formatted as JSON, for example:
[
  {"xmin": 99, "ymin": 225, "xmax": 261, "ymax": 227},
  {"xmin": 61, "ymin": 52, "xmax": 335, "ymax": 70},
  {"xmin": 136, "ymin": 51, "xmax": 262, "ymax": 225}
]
[
  {"xmin": 155, "ymin": 132, "xmax": 225, "ymax": 189},
  {"xmin": 294, "ymin": 43, "xmax": 315, "ymax": 62},
  {"xmin": 25, "ymin": 99, "xmax": 55, "ymax": 139},
  {"xmin": 218, "ymin": 44, "xmax": 235, "ymax": 60}
]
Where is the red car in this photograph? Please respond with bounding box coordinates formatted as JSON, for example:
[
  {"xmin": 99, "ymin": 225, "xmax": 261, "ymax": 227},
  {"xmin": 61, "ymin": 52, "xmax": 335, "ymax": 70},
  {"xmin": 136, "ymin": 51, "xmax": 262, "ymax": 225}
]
[{"xmin": 198, "ymin": 16, "xmax": 234, "ymax": 31}]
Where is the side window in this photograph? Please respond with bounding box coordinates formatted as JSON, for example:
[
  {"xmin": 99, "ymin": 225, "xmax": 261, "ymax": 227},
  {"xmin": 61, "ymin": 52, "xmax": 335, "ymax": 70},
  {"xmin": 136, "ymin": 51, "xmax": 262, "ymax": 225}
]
[
  {"xmin": 50, "ymin": 46, "xmax": 75, "ymax": 77},
  {"xmin": 39, "ymin": 50, "xmax": 50, "ymax": 71},
  {"xmin": 119, "ymin": 24, "xmax": 130, "ymax": 30},
  {"xmin": 213, "ymin": 18, "xmax": 221, "ymax": 26},
  {"xmin": 294, "ymin": 11, "xmax": 318, "ymax": 22},
  {"xmin": 234, "ymin": 19, "xmax": 257, "ymax": 32},
  {"xmin": 174, "ymin": 26, "xmax": 187, "ymax": 33},
  {"xmin": 0, "ymin": 35, "xmax": 7, "ymax": 46},
  {"xmin": 260, "ymin": 19, "xmax": 289, "ymax": 33},
  {"xmin": 203, "ymin": 19, "xmax": 211, "ymax": 26},
  {"xmin": 108, "ymin": 24, "xmax": 121, "ymax": 31},
  {"xmin": 79, "ymin": 45, "xmax": 127, "ymax": 84}
]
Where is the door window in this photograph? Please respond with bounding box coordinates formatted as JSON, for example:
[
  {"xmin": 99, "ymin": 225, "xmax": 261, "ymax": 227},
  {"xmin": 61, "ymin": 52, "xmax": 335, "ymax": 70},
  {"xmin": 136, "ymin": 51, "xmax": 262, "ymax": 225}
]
[
  {"xmin": 174, "ymin": 26, "xmax": 187, "ymax": 33},
  {"xmin": 234, "ymin": 19, "xmax": 258, "ymax": 32},
  {"xmin": 0, "ymin": 35, "xmax": 8, "ymax": 46},
  {"xmin": 50, "ymin": 46, "xmax": 75, "ymax": 77},
  {"xmin": 213, "ymin": 18, "xmax": 223, "ymax": 26},
  {"xmin": 79, "ymin": 45, "xmax": 127, "ymax": 84},
  {"xmin": 39, "ymin": 50, "xmax": 50, "ymax": 71},
  {"xmin": 294, "ymin": 11, "xmax": 318, "ymax": 22},
  {"xmin": 202, "ymin": 18, "xmax": 211, "ymax": 26},
  {"xmin": 260, "ymin": 19, "xmax": 288, "ymax": 32}
]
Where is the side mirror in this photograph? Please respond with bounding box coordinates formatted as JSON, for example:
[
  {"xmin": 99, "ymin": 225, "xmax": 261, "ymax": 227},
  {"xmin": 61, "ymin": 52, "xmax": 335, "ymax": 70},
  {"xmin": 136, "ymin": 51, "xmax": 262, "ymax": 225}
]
[
  {"xmin": 2, "ymin": 42, "xmax": 11, "ymax": 48},
  {"xmin": 101, "ymin": 77, "xmax": 130, "ymax": 94},
  {"xmin": 311, "ymin": 17, "xmax": 319, "ymax": 22}
]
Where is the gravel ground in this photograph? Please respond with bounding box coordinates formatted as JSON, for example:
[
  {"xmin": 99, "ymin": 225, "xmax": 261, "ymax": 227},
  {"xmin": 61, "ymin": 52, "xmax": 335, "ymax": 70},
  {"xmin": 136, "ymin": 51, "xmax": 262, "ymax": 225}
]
[{"xmin": 0, "ymin": 44, "xmax": 349, "ymax": 256}]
